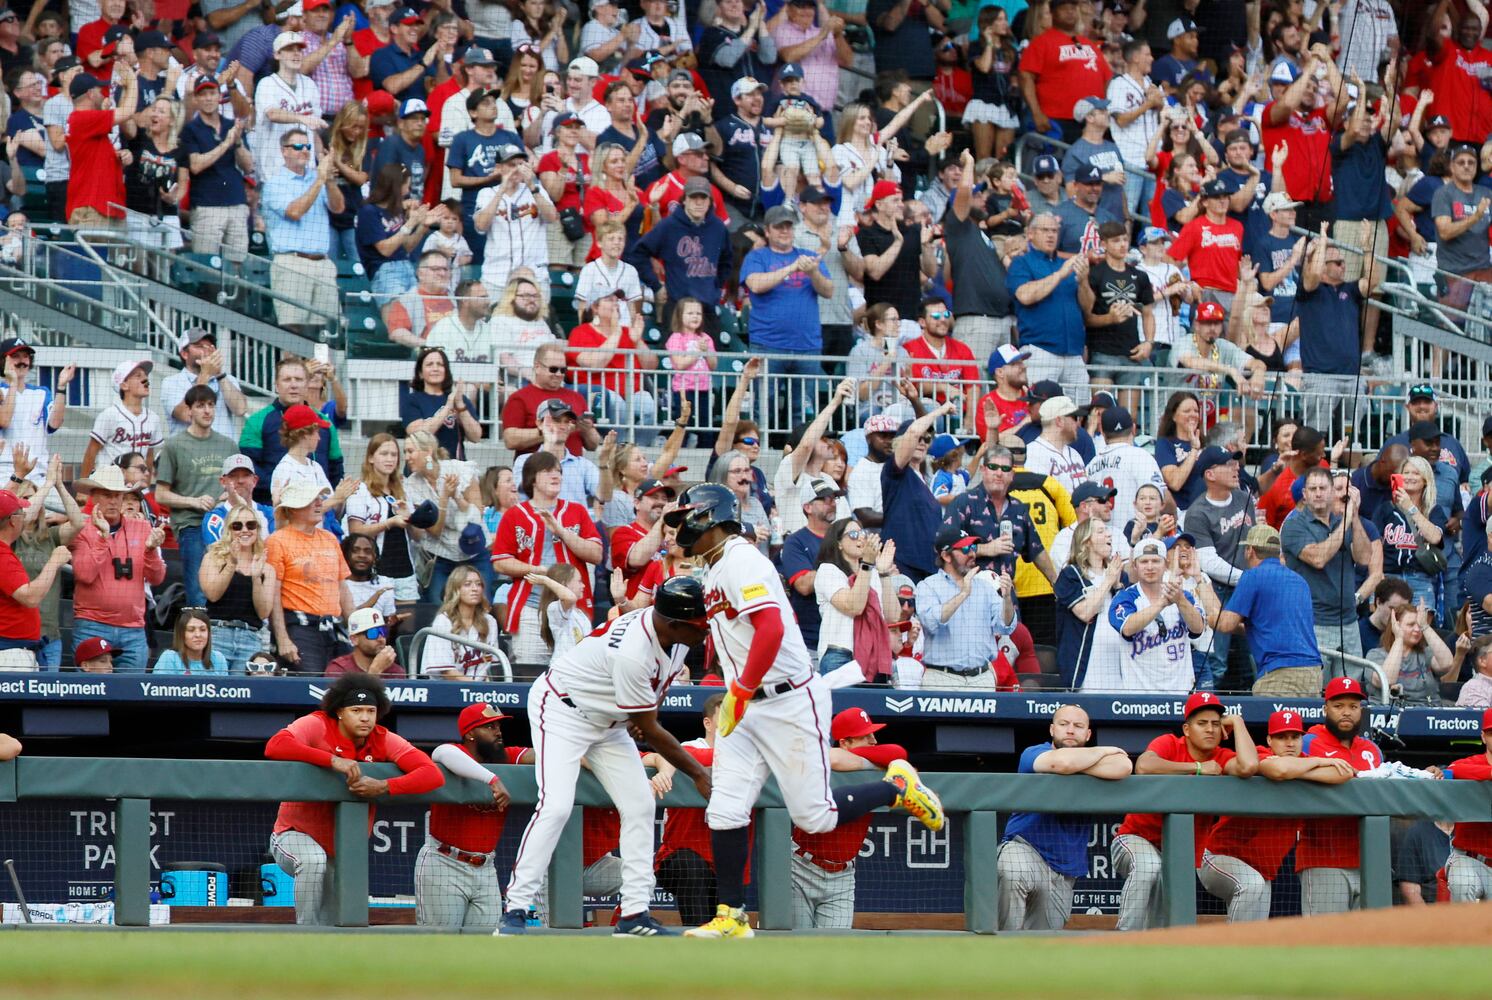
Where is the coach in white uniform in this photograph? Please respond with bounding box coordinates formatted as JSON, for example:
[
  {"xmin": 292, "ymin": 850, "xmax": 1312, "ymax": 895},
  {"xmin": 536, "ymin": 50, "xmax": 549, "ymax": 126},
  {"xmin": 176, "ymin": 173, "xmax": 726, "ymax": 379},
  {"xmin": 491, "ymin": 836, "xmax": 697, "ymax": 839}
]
[
  {"xmin": 497, "ymin": 577, "xmax": 714, "ymax": 938},
  {"xmin": 664, "ymin": 483, "xmax": 947, "ymax": 939}
]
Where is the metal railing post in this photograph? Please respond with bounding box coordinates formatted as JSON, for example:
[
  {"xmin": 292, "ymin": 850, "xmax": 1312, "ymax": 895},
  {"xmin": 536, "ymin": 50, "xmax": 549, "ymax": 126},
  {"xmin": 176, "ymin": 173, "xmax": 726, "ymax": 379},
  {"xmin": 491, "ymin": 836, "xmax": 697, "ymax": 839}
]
[
  {"xmin": 1359, "ymin": 814, "xmax": 1393, "ymax": 910},
  {"xmin": 547, "ymin": 807, "xmax": 584, "ymax": 929},
  {"xmin": 756, "ymin": 806, "xmax": 794, "ymax": 930},
  {"xmin": 112, "ymin": 797, "xmax": 151, "ymax": 927},
  {"xmin": 333, "ymin": 800, "xmax": 370, "ymax": 927},
  {"xmin": 963, "ymin": 811, "xmax": 999, "ymax": 934},
  {"xmin": 1159, "ymin": 813, "xmax": 1197, "ymax": 927}
]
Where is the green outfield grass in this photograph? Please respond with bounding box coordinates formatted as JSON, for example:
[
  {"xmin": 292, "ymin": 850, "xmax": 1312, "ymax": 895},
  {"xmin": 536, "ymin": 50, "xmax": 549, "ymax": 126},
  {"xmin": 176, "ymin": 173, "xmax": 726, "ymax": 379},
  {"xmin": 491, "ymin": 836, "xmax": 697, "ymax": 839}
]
[{"xmin": 0, "ymin": 932, "xmax": 1484, "ymax": 1000}]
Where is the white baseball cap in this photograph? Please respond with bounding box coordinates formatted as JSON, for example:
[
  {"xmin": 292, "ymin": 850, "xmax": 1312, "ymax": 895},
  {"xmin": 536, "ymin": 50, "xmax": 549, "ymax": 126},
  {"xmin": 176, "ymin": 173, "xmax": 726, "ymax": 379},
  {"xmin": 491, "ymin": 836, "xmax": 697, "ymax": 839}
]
[
  {"xmin": 568, "ymin": 56, "xmax": 600, "ymax": 77},
  {"xmin": 279, "ymin": 480, "xmax": 329, "ymax": 510},
  {"xmin": 1040, "ymin": 395, "xmax": 1079, "ymax": 421},
  {"xmin": 273, "ymin": 31, "xmax": 306, "ymax": 53},
  {"xmin": 348, "ymin": 607, "xmax": 387, "ymax": 637},
  {"xmin": 221, "ymin": 454, "xmax": 256, "ymax": 476},
  {"xmin": 1262, "ymin": 192, "xmax": 1301, "ymax": 214},
  {"xmin": 1133, "ymin": 537, "xmax": 1167, "ymax": 560},
  {"xmin": 111, "ymin": 359, "xmax": 152, "ymax": 389}
]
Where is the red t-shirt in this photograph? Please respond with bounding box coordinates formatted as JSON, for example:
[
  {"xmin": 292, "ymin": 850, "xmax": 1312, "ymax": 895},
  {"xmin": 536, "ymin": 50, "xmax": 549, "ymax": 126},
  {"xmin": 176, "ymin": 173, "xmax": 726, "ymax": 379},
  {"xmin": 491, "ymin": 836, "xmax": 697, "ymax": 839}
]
[
  {"xmin": 1261, "ymin": 101, "xmax": 1333, "ymax": 203},
  {"xmin": 933, "ymin": 66, "xmax": 972, "ymax": 117},
  {"xmin": 791, "ymin": 743, "xmax": 906, "ymax": 864},
  {"xmin": 1296, "ymin": 724, "xmax": 1382, "ymax": 871},
  {"xmin": 975, "ymin": 388, "xmax": 1029, "ymax": 440},
  {"xmin": 1259, "ymin": 459, "xmax": 1327, "ymax": 529},
  {"xmin": 567, "ymin": 324, "xmax": 643, "ymax": 395},
  {"xmin": 1018, "ymin": 29, "xmax": 1112, "ymax": 121},
  {"xmin": 582, "ymin": 186, "xmax": 626, "ymax": 259},
  {"xmin": 647, "ymin": 170, "xmax": 730, "ymax": 223},
  {"xmin": 901, "ymin": 336, "xmax": 978, "ymax": 403},
  {"xmin": 76, "ymin": 18, "xmax": 122, "ymax": 79},
  {"xmin": 351, "ymin": 28, "xmax": 389, "ymax": 99},
  {"xmin": 1116, "ymin": 732, "xmax": 1236, "ymax": 863},
  {"xmin": 0, "ymin": 540, "xmax": 40, "ymax": 641},
  {"xmin": 426, "ymin": 745, "xmax": 528, "ymax": 854},
  {"xmin": 499, "ymin": 384, "xmax": 592, "ymax": 455},
  {"xmin": 67, "ymin": 108, "xmax": 125, "ymax": 220},
  {"xmin": 1429, "ymin": 41, "xmax": 1492, "ymax": 143},
  {"xmin": 423, "ymin": 75, "xmax": 464, "ymax": 208},
  {"xmin": 1202, "ymin": 748, "xmax": 1299, "ymax": 881},
  {"xmin": 1447, "ymin": 752, "xmax": 1492, "ymax": 858},
  {"xmin": 610, "ymin": 521, "xmax": 659, "ymax": 599},
  {"xmin": 537, "ymin": 150, "xmax": 591, "ymax": 213},
  {"xmin": 1166, "ymin": 215, "xmax": 1244, "ymax": 293}
]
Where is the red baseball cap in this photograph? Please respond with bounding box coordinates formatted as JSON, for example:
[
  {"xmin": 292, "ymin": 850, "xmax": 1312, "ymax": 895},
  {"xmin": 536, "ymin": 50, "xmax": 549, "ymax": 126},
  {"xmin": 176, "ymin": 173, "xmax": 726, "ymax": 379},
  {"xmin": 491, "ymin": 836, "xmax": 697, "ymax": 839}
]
[
  {"xmin": 364, "ymin": 90, "xmax": 397, "ymax": 117},
  {"xmin": 1481, "ymin": 708, "xmax": 1492, "ymax": 732},
  {"xmin": 830, "ymin": 707, "xmax": 886, "ymax": 742},
  {"xmin": 864, "ymin": 179, "xmax": 902, "ymax": 212},
  {"xmin": 661, "ymin": 465, "xmax": 688, "ymax": 478},
  {"xmin": 0, "ymin": 490, "xmax": 29, "ymax": 518},
  {"xmin": 458, "ymin": 703, "xmax": 510, "ymax": 737},
  {"xmin": 1183, "ymin": 691, "xmax": 1223, "ymax": 719},
  {"xmin": 1324, "ymin": 676, "xmax": 1367, "ymax": 701},
  {"xmin": 282, "ymin": 403, "xmax": 331, "ymax": 431},
  {"xmin": 1196, "ymin": 301, "xmax": 1226, "ymax": 323},
  {"xmin": 1268, "ymin": 709, "xmax": 1305, "ymax": 735},
  {"xmin": 74, "ymin": 637, "xmax": 115, "ymax": 663}
]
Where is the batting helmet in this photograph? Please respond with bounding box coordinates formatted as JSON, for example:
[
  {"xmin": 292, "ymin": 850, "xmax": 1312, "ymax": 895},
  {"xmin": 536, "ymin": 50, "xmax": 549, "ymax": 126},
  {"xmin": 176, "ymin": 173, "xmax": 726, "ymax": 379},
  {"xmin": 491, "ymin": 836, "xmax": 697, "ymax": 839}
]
[
  {"xmin": 654, "ymin": 575, "xmax": 708, "ymax": 625},
  {"xmin": 664, "ymin": 483, "xmax": 741, "ymax": 550}
]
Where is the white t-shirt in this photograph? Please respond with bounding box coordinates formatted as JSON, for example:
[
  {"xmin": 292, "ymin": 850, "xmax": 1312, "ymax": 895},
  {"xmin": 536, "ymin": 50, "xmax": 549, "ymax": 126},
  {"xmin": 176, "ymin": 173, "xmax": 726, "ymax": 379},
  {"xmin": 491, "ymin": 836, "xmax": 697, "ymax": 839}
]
[
  {"xmin": 270, "ymin": 453, "xmax": 332, "ymax": 505},
  {"xmin": 489, "ymin": 316, "xmax": 554, "ymax": 376},
  {"xmin": 1025, "ymin": 436, "xmax": 1088, "ymax": 495},
  {"xmin": 1106, "ymin": 72, "xmax": 1161, "ymax": 169},
  {"xmin": 813, "ymin": 562, "xmax": 881, "ymax": 659},
  {"xmin": 0, "ymin": 382, "xmax": 57, "ymax": 484},
  {"xmin": 547, "ymin": 606, "xmax": 688, "ymax": 723},
  {"xmin": 89, "ymin": 401, "xmax": 164, "ymax": 469},
  {"xmin": 1138, "ymin": 259, "xmax": 1185, "ymax": 345},
  {"xmin": 251, "ymin": 72, "xmax": 321, "ymax": 180},
  {"xmin": 1086, "ymin": 441, "xmax": 1165, "ymax": 542},
  {"xmin": 703, "ymin": 536, "xmax": 814, "ymax": 686},
  {"xmin": 547, "ymin": 601, "xmax": 594, "ymax": 660},
  {"xmin": 346, "ymin": 576, "xmax": 397, "ymax": 622},
  {"xmin": 422, "ymin": 611, "xmax": 503, "ymax": 679},
  {"xmin": 476, "ymin": 186, "xmax": 549, "ymax": 290},
  {"xmin": 425, "ymin": 315, "xmax": 500, "ymax": 386},
  {"xmin": 846, "ymin": 457, "xmax": 884, "ymax": 516}
]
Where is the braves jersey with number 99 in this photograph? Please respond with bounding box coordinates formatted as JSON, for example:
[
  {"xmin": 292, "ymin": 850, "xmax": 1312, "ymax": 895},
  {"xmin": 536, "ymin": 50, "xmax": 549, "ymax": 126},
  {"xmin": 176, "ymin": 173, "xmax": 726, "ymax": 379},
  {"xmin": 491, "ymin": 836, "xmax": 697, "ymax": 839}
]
[
  {"xmin": 704, "ymin": 536, "xmax": 813, "ymax": 687},
  {"xmin": 548, "ymin": 607, "xmax": 688, "ymax": 724},
  {"xmin": 1107, "ymin": 585, "xmax": 1205, "ymax": 692}
]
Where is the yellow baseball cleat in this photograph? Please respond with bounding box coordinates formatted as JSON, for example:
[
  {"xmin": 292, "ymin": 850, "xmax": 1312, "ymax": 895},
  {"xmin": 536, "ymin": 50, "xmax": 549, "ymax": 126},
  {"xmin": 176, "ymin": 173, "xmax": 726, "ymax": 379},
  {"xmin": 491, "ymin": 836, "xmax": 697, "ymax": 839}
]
[
  {"xmin": 683, "ymin": 904, "xmax": 755, "ymax": 939},
  {"xmin": 884, "ymin": 759, "xmax": 945, "ymax": 832}
]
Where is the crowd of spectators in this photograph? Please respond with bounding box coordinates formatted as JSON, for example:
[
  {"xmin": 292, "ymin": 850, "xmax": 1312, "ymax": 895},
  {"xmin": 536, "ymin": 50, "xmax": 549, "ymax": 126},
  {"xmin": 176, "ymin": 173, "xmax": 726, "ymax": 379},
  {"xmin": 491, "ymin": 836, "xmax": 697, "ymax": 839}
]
[{"xmin": 4, "ymin": 0, "xmax": 1492, "ymax": 705}]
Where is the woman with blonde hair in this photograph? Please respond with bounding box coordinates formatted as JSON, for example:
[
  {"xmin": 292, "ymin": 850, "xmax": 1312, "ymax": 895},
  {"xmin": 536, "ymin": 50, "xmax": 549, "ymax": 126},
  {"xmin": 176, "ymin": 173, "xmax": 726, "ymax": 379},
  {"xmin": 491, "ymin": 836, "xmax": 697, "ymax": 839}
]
[
  {"xmin": 1373, "ymin": 454, "xmax": 1448, "ymax": 617},
  {"xmin": 583, "ymin": 140, "xmax": 641, "ymax": 247},
  {"xmin": 125, "ymin": 95, "xmax": 185, "ymax": 250},
  {"xmin": 403, "ymin": 429, "xmax": 490, "ymax": 602},
  {"xmin": 344, "ymin": 432, "xmax": 419, "ymax": 608},
  {"xmin": 422, "ymin": 564, "xmax": 504, "ymax": 679},
  {"xmin": 200, "ymin": 501, "xmax": 277, "ymax": 674},
  {"xmin": 1053, "ymin": 517, "xmax": 1126, "ymax": 691},
  {"xmin": 327, "ymin": 100, "xmax": 371, "ymax": 267}
]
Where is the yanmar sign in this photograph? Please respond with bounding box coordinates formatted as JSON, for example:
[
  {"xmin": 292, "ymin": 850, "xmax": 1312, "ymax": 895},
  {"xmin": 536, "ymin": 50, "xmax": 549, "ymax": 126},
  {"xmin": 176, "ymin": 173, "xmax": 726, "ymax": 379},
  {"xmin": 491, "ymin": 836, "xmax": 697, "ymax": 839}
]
[{"xmin": 884, "ymin": 695, "xmax": 1000, "ymax": 715}]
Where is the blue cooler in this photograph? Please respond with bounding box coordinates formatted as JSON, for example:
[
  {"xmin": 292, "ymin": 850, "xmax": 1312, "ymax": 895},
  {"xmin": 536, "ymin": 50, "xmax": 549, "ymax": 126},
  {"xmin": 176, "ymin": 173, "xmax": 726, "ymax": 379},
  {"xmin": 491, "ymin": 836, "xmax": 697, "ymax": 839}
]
[
  {"xmin": 159, "ymin": 863, "xmax": 229, "ymax": 906},
  {"xmin": 260, "ymin": 863, "xmax": 296, "ymax": 907}
]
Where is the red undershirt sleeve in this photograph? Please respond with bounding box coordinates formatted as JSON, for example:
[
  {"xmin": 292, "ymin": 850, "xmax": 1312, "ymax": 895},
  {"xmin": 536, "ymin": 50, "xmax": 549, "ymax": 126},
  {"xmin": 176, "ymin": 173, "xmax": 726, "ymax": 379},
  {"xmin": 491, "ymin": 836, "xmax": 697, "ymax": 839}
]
[{"xmin": 738, "ymin": 604, "xmax": 784, "ymax": 691}]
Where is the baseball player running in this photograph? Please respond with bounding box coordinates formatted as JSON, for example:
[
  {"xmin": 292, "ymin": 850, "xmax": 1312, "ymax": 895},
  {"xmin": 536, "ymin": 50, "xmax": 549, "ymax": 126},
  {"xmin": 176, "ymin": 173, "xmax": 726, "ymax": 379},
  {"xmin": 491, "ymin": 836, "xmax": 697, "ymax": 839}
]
[
  {"xmin": 1200, "ymin": 709, "xmax": 1354, "ymax": 921},
  {"xmin": 497, "ymin": 577, "xmax": 716, "ymax": 938},
  {"xmin": 417, "ymin": 704, "xmax": 532, "ymax": 929},
  {"xmin": 998, "ymin": 705, "xmax": 1132, "ymax": 930},
  {"xmin": 664, "ymin": 484, "xmax": 945, "ymax": 939},
  {"xmin": 1435, "ymin": 708, "xmax": 1492, "ymax": 902},
  {"xmin": 1296, "ymin": 677, "xmax": 1382, "ymax": 914},
  {"xmin": 1112, "ymin": 691, "xmax": 1258, "ymax": 930}
]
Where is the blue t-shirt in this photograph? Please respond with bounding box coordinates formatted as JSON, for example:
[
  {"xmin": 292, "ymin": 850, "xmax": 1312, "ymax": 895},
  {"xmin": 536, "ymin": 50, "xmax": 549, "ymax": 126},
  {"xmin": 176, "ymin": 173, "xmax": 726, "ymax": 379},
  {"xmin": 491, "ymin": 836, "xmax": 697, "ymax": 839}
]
[
  {"xmin": 1295, "ymin": 280, "xmax": 1362, "ymax": 375},
  {"xmin": 1000, "ymin": 742, "xmax": 1091, "ymax": 879},
  {"xmin": 372, "ymin": 133, "xmax": 427, "ymax": 202},
  {"xmin": 399, "ymin": 383, "xmax": 476, "ymax": 462},
  {"xmin": 6, "ymin": 108, "xmax": 44, "ymax": 169},
  {"xmin": 1008, "ymin": 249, "xmax": 1085, "ymax": 355},
  {"xmin": 445, "ymin": 126, "xmax": 523, "ymax": 213},
  {"xmin": 1153, "ymin": 436, "xmax": 1203, "ymax": 510},
  {"xmin": 882, "ymin": 460, "xmax": 940, "ymax": 578},
  {"xmin": 777, "ymin": 526, "xmax": 824, "ymax": 650},
  {"xmin": 369, "ymin": 43, "xmax": 432, "ymax": 103},
  {"xmin": 355, "ymin": 203, "xmax": 407, "ymax": 276},
  {"xmin": 1215, "ymin": 165, "xmax": 1272, "ymax": 246},
  {"xmin": 1405, "ymin": 174, "xmax": 1443, "ymax": 244},
  {"xmin": 1223, "ymin": 558, "xmax": 1321, "ymax": 675},
  {"xmin": 1331, "ymin": 133, "xmax": 1392, "ymax": 223},
  {"xmin": 598, "ymin": 124, "xmax": 669, "ymax": 190},
  {"xmin": 1247, "ymin": 228, "xmax": 1300, "ymax": 324},
  {"xmin": 178, "ymin": 115, "xmax": 246, "ymax": 208},
  {"xmin": 153, "ymin": 649, "xmax": 231, "ymax": 675},
  {"xmin": 740, "ymin": 246, "xmax": 826, "ymax": 352}
]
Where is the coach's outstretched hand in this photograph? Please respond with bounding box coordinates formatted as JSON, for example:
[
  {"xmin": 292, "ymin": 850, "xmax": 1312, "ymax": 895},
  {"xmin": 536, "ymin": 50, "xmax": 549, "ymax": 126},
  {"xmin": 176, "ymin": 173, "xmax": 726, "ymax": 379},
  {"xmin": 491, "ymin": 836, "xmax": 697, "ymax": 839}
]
[{"xmin": 716, "ymin": 681, "xmax": 755, "ymax": 738}]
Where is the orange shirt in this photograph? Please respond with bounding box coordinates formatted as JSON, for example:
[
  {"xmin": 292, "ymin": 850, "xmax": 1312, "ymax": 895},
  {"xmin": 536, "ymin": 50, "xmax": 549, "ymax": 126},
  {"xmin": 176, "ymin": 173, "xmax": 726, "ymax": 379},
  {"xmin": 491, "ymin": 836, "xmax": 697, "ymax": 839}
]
[{"xmin": 266, "ymin": 527, "xmax": 350, "ymax": 617}]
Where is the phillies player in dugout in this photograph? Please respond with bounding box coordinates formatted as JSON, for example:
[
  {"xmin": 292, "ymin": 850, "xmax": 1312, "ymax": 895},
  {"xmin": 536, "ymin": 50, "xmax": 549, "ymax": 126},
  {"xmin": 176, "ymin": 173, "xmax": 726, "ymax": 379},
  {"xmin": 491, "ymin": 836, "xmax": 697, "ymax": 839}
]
[{"xmin": 664, "ymin": 483, "xmax": 946, "ymax": 939}]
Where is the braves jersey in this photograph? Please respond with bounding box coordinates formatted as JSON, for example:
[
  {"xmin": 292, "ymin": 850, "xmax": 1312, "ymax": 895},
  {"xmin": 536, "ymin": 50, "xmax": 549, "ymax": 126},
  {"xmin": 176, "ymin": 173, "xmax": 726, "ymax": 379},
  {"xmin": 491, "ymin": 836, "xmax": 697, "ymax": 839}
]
[
  {"xmin": 1296, "ymin": 725, "xmax": 1382, "ymax": 870},
  {"xmin": 703, "ymin": 536, "xmax": 814, "ymax": 687},
  {"xmin": 1025, "ymin": 436, "xmax": 1088, "ymax": 496},
  {"xmin": 1117, "ymin": 733, "xmax": 1236, "ymax": 863},
  {"xmin": 1445, "ymin": 753, "xmax": 1492, "ymax": 857},
  {"xmin": 89, "ymin": 401, "xmax": 163, "ymax": 466},
  {"xmin": 1086, "ymin": 442, "xmax": 1165, "ymax": 541},
  {"xmin": 0, "ymin": 382, "xmax": 57, "ymax": 484},
  {"xmin": 1203, "ymin": 747, "xmax": 1299, "ymax": 880},
  {"xmin": 547, "ymin": 607, "xmax": 688, "ymax": 724},
  {"xmin": 1107, "ymin": 586, "xmax": 1205, "ymax": 692}
]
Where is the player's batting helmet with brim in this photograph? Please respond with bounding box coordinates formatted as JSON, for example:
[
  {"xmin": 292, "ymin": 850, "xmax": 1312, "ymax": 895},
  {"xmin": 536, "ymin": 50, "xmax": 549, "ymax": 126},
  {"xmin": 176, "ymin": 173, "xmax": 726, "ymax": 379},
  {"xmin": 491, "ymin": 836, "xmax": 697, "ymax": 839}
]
[
  {"xmin": 321, "ymin": 672, "xmax": 391, "ymax": 718},
  {"xmin": 654, "ymin": 575, "xmax": 709, "ymax": 625},
  {"xmin": 664, "ymin": 483, "xmax": 741, "ymax": 549}
]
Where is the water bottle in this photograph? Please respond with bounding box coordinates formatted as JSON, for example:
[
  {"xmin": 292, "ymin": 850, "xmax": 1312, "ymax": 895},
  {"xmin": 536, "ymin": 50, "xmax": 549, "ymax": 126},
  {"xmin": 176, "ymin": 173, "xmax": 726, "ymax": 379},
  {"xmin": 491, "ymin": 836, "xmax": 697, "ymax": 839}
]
[{"xmin": 770, "ymin": 511, "xmax": 783, "ymax": 547}]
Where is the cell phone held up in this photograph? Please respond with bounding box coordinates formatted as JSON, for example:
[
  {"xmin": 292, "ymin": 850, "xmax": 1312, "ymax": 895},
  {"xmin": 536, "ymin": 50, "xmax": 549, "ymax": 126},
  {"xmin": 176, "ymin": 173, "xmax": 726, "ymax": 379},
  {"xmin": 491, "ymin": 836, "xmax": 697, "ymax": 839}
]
[{"xmin": 1390, "ymin": 473, "xmax": 1405, "ymax": 495}]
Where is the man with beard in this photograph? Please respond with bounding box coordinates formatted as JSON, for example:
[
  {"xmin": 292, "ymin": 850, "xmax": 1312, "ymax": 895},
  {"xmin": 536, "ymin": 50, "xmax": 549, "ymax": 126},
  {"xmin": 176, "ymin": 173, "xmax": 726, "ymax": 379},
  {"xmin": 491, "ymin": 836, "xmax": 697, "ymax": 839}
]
[
  {"xmin": 418, "ymin": 704, "xmax": 531, "ymax": 929},
  {"xmin": 998, "ymin": 705, "xmax": 1132, "ymax": 930},
  {"xmin": 1426, "ymin": 2, "xmax": 1492, "ymax": 147},
  {"xmin": 644, "ymin": 70, "xmax": 719, "ymax": 148},
  {"xmin": 1296, "ymin": 677, "xmax": 1383, "ymax": 914},
  {"xmin": 611, "ymin": 478, "xmax": 676, "ymax": 605},
  {"xmin": 848, "ymin": 413, "xmax": 897, "ymax": 529},
  {"xmin": 975, "ymin": 345, "xmax": 1033, "ymax": 440},
  {"xmin": 1200, "ymin": 708, "xmax": 1354, "ymax": 922}
]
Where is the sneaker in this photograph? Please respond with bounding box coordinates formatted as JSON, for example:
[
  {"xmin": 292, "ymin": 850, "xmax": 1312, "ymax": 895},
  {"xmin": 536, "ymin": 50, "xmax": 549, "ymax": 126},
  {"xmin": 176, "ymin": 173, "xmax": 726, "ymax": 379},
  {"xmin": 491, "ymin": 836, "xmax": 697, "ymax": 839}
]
[
  {"xmin": 493, "ymin": 909, "xmax": 528, "ymax": 936},
  {"xmin": 682, "ymin": 903, "xmax": 755, "ymax": 939},
  {"xmin": 614, "ymin": 911, "xmax": 675, "ymax": 937},
  {"xmin": 884, "ymin": 759, "xmax": 945, "ymax": 832}
]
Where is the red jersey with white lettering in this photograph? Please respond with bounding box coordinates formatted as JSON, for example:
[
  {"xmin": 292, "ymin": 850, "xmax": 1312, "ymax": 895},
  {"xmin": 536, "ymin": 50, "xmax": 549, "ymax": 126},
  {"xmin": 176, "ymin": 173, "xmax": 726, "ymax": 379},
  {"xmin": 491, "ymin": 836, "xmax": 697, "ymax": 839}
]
[
  {"xmin": 1296, "ymin": 724, "xmax": 1383, "ymax": 871},
  {"xmin": 1167, "ymin": 215, "xmax": 1245, "ymax": 292},
  {"xmin": 89, "ymin": 401, "xmax": 163, "ymax": 467},
  {"xmin": 1018, "ymin": 29, "xmax": 1112, "ymax": 121},
  {"xmin": 1446, "ymin": 752, "xmax": 1492, "ymax": 857},
  {"xmin": 426, "ymin": 745, "xmax": 529, "ymax": 854},
  {"xmin": 1261, "ymin": 102, "xmax": 1333, "ymax": 202},
  {"xmin": 1203, "ymin": 748, "xmax": 1299, "ymax": 880},
  {"xmin": 975, "ymin": 388, "xmax": 1028, "ymax": 440},
  {"xmin": 1117, "ymin": 733, "xmax": 1236, "ymax": 862},
  {"xmin": 900, "ymin": 336, "xmax": 978, "ymax": 403},
  {"xmin": 792, "ymin": 743, "xmax": 906, "ymax": 864},
  {"xmin": 1428, "ymin": 41, "xmax": 1492, "ymax": 144}
]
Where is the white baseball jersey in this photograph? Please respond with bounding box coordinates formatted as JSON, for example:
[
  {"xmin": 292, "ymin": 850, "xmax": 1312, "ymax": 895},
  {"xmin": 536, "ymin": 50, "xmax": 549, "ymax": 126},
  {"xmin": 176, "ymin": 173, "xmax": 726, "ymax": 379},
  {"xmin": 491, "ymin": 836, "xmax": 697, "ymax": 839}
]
[
  {"xmin": 1106, "ymin": 585, "xmax": 1205, "ymax": 693},
  {"xmin": 251, "ymin": 72, "xmax": 320, "ymax": 180},
  {"xmin": 89, "ymin": 401, "xmax": 163, "ymax": 466},
  {"xmin": 704, "ymin": 536, "xmax": 814, "ymax": 687},
  {"xmin": 1086, "ymin": 441, "xmax": 1165, "ymax": 542},
  {"xmin": 1025, "ymin": 436, "xmax": 1088, "ymax": 495},
  {"xmin": 0, "ymin": 382, "xmax": 57, "ymax": 484},
  {"xmin": 547, "ymin": 608, "xmax": 688, "ymax": 724}
]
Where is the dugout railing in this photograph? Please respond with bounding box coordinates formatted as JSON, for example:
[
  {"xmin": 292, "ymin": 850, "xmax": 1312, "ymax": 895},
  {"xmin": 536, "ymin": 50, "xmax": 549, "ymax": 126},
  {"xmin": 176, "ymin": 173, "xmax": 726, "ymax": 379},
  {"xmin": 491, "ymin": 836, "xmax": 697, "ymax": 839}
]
[{"xmin": 4, "ymin": 756, "xmax": 1488, "ymax": 934}]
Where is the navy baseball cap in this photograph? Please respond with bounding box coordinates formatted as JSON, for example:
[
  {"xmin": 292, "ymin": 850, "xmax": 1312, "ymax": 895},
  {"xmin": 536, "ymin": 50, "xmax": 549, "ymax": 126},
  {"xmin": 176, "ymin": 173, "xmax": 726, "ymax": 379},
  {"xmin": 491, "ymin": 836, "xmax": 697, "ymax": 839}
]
[
  {"xmin": 1072, "ymin": 481, "xmax": 1117, "ymax": 505},
  {"xmin": 1194, "ymin": 446, "xmax": 1238, "ymax": 475},
  {"xmin": 1024, "ymin": 379, "xmax": 1064, "ymax": 403},
  {"xmin": 1201, "ymin": 178, "xmax": 1230, "ymax": 198},
  {"xmin": 1074, "ymin": 164, "xmax": 1104, "ymax": 184},
  {"xmin": 780, "ymin": 62, "xmax": 804, "ymax": 80},
  {"xmin": 1100, "ymin": 406, "xmax": 1135, "ymax": 435},
  {"xmin": 1033, "ymin": 154, "xmax": 1060, "ymax": 177}
]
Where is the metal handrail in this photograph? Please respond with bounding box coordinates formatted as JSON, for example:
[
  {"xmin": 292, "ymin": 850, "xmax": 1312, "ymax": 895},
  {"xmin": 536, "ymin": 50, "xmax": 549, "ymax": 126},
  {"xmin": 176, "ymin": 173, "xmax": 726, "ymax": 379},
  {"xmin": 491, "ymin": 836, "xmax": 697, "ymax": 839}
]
[
  {"xmin": 408, "ymin": 627, "xmax": 514, "ymax": 683},
  {"xmin": 1320, "ymin": 649, "xmax": 1395, "ymax": 706}
]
